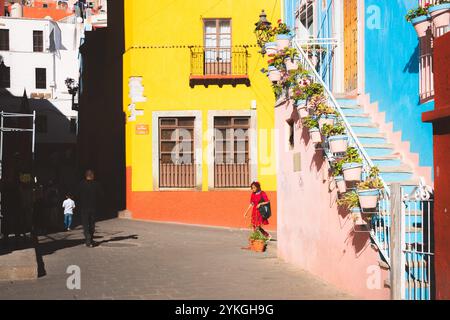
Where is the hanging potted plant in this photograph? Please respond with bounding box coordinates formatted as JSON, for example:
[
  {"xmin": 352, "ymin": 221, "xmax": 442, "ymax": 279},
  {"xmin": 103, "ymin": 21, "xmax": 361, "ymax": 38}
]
[
  {"xmin": 249, "ymin": 229, "xmax": 268, "ymax": 252},
  {"xmin": 274, "ymin": 19, "xmax": 292, "ymax": 51},
  {"xmin": 337, "ymin": 191, "xmax": 366, "ymax": 225},
  {"xmin": 314, "ymin": 103, "xmax": 338, "ymax": 129},
  {"xmin": 302, "ymin": 116, "xmax": 321, "ymax": 143},
  {"xmin": 283, "ymin": 47, "xmax": 299, "ymax": 71},
  {"xmin": 429, "ymin": 1, "xmax": 450, "ymax": 29},
  {"xmin": 342, "ymin": 147, "xmax": 363, "ymax": 182},
  {"xmin": 332, "ymin": 160, "xmax": 346, "ymax": 194},
  {"xmin": 356, "ymin": 166, "xmax": 384, "ymax": 210},
  {"xmin": 291, "ymin": 84, "xmax": 309, "ymax": 118},
  {"xmin": 321, "ymin": 121, "xmax": 348, "ymax": 153},
  {"xmin": 307, "ymin": 93, "xmax": 327, "ymax": 111},
  {"xmin": 405, "ymin": 4, "xmax": 431, "ymax": 37}
]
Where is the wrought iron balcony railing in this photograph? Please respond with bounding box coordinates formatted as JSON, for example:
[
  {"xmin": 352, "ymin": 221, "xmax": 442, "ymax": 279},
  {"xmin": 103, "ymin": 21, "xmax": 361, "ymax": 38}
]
[{"xmin": 189, "ymin": 46, "xmax": 249, "ymax": 86}]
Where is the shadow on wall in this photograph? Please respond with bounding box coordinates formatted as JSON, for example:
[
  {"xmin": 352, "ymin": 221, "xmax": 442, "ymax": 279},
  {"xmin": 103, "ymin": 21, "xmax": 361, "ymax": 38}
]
[{"xmin": 403, "ymin": 44, "xmax": 420, "ymax": 74}]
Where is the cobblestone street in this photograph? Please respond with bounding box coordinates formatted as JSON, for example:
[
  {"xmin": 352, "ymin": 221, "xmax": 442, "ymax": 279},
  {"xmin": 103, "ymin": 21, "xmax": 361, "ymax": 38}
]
[{"xmin": 0, "ymin": 219, "xmax": 352, "ymax": 300}]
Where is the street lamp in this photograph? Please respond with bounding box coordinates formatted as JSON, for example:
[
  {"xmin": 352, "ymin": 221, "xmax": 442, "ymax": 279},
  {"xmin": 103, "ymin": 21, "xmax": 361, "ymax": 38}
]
[{"xmin": 254, "ymin": 10, "xmax": 273, "ymax": 55}]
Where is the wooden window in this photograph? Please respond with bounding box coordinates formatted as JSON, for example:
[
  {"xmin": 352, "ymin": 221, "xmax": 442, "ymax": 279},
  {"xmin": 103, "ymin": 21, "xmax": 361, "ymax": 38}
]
[
  {"xmin": 159, "ymin": 117, "xmax": 196, "ymax": 188},
  {"xmin": 214, "ymin": 116, "xmax": 250, "ymax": 188},
  {"xmin": 33, "ymin": 30, "xmax": 44, "ymax": 52},
  {"xmin": 0, "ymin": 66, "xmax": 10, "ymax": 88},
  {"xmin": 35, "ymin": 68, "xmax": 46, "ymax": 89},
  {"xmin": 0, "ymin": 29, "xmax": 9, "ymax": 51},
  {"xmin": 204, "ymin": 19, "xmax": 231, "ymax": 75}
]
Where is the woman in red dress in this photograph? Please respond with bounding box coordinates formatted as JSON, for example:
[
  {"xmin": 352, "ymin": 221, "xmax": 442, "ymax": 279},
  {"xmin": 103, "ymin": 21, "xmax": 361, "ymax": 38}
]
[{"xmin": 244, "ymin": 181, "xmax": 271, "ymax": 240}]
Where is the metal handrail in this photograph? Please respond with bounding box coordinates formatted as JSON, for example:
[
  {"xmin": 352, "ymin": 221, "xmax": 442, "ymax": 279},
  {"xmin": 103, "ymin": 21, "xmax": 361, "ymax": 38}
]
[{"xmin": 293, "ymin": 39, "xmax": 392, "ymax": 265}]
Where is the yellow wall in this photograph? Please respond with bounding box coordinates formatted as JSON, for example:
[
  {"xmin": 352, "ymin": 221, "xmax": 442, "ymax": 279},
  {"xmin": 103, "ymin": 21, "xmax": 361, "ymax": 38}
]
[{"xmin": 123, "ymin": 0, "xmax": 280, "ymax": 192}]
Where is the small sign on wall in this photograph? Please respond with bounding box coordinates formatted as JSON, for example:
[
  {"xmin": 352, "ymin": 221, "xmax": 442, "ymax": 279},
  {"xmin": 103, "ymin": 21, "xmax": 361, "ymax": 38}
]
[
  {"xmin": 293, "ymin": 152, "xmax": 301, "ymax": 172},
  {"xmin": 135, "ymin": 124, "xmax": 149, "ymax": 135}
]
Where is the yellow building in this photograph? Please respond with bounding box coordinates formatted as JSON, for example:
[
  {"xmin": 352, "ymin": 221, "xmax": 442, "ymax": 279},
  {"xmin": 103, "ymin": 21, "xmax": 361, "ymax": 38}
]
[{"xmin": 123, "ymin": 0, "xmax": 280, "ymax": 229}]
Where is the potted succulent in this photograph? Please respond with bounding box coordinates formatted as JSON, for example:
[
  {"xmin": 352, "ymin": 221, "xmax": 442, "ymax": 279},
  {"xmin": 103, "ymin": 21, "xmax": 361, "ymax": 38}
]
[
  {"xmin": 321, "ymin": 122, "xmax": 348, "ymax": 153},
  {"xmin": 274, "ymin": 19, "xmax": 292, "ymax": 51},
  {"xmin": 249, "ymin": 229, "xmax": 268, "ymax": 252},
  {"xmin": 337, "ymin": 191, "xmax": 366, "ymax": 225},
  {"xmin": 314, "ymin": 103, "xmax": 338, "ymax": 129},
  {"xmin": 271, "ymin": 82, "xmax": 283, "ymax": 98},
  {"xmin": 341, "ymin": 147, "xmax": 363, "ymax": 182},
  {"xmin": 405, "ymin": 4, "xmax": 431, "ymax": 37},
  {"xmin": 429, "ymin": 1, "xmax": 450, "ymax": 29},
  {"xmin": 356, "ymin": 166, "xmax": 384, "ymax": 210},
  {"xmin": 332, "ymin": 160, "xmax": 346, "ymax": 194},
  {"xmin": 302, "ymin": 116, "xmax": 321, "ymax": 143},
  {"xmin": 283, "ymin": 47, "xmax": 299, "ymax": 71}
]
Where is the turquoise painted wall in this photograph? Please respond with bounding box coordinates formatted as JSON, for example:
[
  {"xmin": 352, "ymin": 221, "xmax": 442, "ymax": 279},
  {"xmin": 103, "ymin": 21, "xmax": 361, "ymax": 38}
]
[
  {"xmin": 364, "ymin": 0, "xmax": 434, "ymax": 169},
  {"xmin": 317, "ymin": 0, "xmax": 333, "ymax": 88},
  {"xmin": 284, "ymin": 0, "xmax": 296, "ymax": 30}
]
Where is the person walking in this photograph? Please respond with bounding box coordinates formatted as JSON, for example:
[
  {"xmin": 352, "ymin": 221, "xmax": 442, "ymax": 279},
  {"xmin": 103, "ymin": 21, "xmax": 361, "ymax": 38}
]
[
  {"xmin": 244, "ymin": 181, "xmax": 272, "ymax": 241},
  {"xmin": 62, "ymin": 193, "xmax": 75, "ymax": 231},
  {"xmin": 76, "ymin": 169, "xmax": 103, "ymax": 247}
]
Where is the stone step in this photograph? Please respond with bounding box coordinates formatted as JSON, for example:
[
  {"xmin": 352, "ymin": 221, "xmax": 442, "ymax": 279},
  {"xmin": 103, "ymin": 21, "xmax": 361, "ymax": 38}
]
[
  {"xmin": 0, "ymin": 248, "xmax": 38, "ymax": 281},
  {"xmin": 356, "ymin": 133, "xmax": 386, "ymax": 139},
  {"xmin": 378, "ymin": 165, "xmax": 413, "ymax": 173},
  {"xmin": 362, "ymin": 143, "xmax": 395, "ymax": 149}
]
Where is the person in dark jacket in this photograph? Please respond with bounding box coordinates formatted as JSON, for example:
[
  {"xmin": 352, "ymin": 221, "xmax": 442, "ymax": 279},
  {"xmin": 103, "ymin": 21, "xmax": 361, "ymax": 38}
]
[{"xmin": 77, "ymin": 169, "xmax": 103, "ymax": 247}]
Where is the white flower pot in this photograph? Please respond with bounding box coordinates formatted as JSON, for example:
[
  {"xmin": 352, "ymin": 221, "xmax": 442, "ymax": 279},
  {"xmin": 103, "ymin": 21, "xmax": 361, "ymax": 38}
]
[
  {"xmin": 357, "ymin": 189, "xmax": 380, "ymax": 210},
  {"xmin": 429, "ymin": 4, "xmax": 450, "ymax": 29},
  {"xmin": 335, "ymin": 176, "xmax": 346, "ymax": 193},
  {"xmin": 285, "ymin": 58, "xmax": 298, "ymax": 71},
  {"xmin": 328, "ymin": 135, "xmax": 348, "ymax": 154},
  {"xmin": 411, "ymin": 15, "xmax": 431, "ymax": 37},
  {"xmin": 309, "ymin": 128, "xmax": 321, "ymax": 143},
  {"xmin": 342, "ymin": 163, "xmax": 363, "ymax": 182}
]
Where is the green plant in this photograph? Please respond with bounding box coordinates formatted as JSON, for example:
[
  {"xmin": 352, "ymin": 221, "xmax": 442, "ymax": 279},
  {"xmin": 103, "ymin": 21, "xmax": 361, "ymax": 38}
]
[
  {"xmin": 285, "ymin": 68, "xmax": 306, "ymax": 87},
  {"xmin": 332, "ymin": 159, "xmax": 344, "ymax": 176},
  {"xmin": 405, "ymin": 5, "xmax": 430, "ymax": 22},
  {"xmin": 343, "ymin": 147, "xmax": 363, "ymax": 164},
  {"xmin": 282, "ymin": 47, "xmax": 298, "ymax": 61},
  {"xmin": 308, "ymin": 94, "xmax": 327, "ymax": 109},
  {"xmin": 357, "ymin": 166, "xmax": 384, "ymax": 190},
  {"xmin": 337, "ymin": 191, "xmax": 360, "ymax": 210},
  {"xmin": 321, "ymin": 122, "xmax": 345, "ymax": 137},
  {"xmin": 267, "ymin": 52, "xmax": 286, "ymax": 70},
  {"xmin": 302, "ymin": 116, "xmax": 319, "ymax": 129},
  {"xmin": 271, "ymin": 83, "xmax": 283, "ymax": 97},
  {"xmin": 273, "ymin": 19, "xmax": 291, "ymax": 35},
  {"xmin": 249, "ymin": 229, "xmax": 268, "ymax": 241},
  {"xmin": 291, "ymin": 84, "xmax": 307, "ymax": 101},
  {"xmin": 304, "ymin": 83, "xmax": 324, "ymax": 97},
  {"xmin": 314, "ymin": 103, "xmax": 337, "ymax": 117}
]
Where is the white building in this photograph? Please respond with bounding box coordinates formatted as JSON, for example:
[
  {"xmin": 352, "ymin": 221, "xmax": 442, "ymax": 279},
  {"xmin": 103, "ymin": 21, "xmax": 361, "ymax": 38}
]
[{"xmin": 0, "ymin": 14, "xmax": 83, "ymax": 145}]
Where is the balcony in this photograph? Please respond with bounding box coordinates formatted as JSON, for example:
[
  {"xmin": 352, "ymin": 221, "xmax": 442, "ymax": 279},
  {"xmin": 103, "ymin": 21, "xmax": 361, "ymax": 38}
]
[{"xmin": 189, "ymin": 46, "xmax": 250, "ymax": 87}]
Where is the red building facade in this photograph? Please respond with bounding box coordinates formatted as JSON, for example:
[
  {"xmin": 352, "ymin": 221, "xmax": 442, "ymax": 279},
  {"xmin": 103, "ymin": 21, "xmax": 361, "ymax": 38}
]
[{"xmin": 422, "ymin": 32, "xmax": 450, "ymax": 300}]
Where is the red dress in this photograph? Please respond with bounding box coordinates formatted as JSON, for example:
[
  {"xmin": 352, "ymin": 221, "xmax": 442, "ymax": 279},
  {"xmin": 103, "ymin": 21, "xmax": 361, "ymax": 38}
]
[{"xmin": 250, "ymin": 191, "xmax": 269, "ymax": 227}]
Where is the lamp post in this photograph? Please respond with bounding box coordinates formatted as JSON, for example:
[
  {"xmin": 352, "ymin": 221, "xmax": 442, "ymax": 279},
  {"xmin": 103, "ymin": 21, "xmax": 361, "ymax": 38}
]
[{"xmin": 254, "ymin": 9, "xmax": 272, "ymax": 55}]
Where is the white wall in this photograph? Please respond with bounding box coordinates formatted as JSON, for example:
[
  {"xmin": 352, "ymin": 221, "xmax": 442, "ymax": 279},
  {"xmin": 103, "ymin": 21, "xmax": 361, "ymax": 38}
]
[{"xmin": 0, "ymin": 16, "xmax": 81, "ymax": 144}]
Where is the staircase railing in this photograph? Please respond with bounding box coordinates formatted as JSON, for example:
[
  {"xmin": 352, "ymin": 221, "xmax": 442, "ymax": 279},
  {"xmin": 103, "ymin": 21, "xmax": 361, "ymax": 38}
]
[{"xmin": 293, "ymin": 39, "xmax": 392, "ymax": 265}]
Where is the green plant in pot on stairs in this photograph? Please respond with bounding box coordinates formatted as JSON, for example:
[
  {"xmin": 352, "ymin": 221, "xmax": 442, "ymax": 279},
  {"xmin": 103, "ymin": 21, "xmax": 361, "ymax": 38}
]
[
  {"xmin": 356, "ymin": 166, "xmax": 384, "ymax": 210},
  {"xmin": 332, "ymin": 159, "xmax": 346, "ymax": 194},
  {"xmin": 336, "ymin": 191, "xmax": 366, "ymax": 226},
  {"xmin": 321, "ymin": 121, "xmax": 348, "ymax": 154},
  {"xmin": 341, "ymin": 146, "xmax": 363, "ymax": 182},
  {"xmin": 282, "ymin": 47, "xmax": 299, "ymax": 71},
  {"xmin": 265, "ymin": 52, "xmax": 286, "ymax": 82},
  {"xmin": 302, "ymin": 116, "xmax": 321, "ymax": 144},
  {"xmin": 314, "ymin": 103, "xmax": 338, "ymax": 129}
]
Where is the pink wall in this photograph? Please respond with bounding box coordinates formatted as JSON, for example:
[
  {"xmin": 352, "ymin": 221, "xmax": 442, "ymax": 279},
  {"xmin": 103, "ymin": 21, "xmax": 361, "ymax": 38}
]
[{"xmin": 275, "ymin": 100, "xmax": 390, "ymax": 299}]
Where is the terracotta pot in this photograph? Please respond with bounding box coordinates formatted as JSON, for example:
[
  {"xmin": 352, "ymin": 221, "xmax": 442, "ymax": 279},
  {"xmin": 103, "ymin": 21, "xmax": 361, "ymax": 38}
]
[
  {"xmin": 429, "ymin": 4, "xmax": 450, "ymax": 29},
  {"xmin": 309, "ymin": 128, "xmax": 322, "ymax": 143},
  {"xmin": 411, "ymin": 15, "xmax": 431, "ymax": 37},
  {"xmin": 276, "ymin": 34, "xmax": 291, "ymax": 51},
  {"xmin": 342, "ymin": 163, "xmax": 363, "ymax": 182},
  {"xmin": 265, "ymin": 42, "xmax": 278, "ymax": 56},
  {"xmin": 318, "ymin": 114, "xmax": 337, "ymax": 129},
  {"xmin": 285, "ymin": 58, "xmax": 298, "ymax": 71},
  {"xmin": 335, "ymin": 176, "xmax": 346, "ymax": 193},
  {"xmin": 251, "ymin": 240, "xmax": 266, "ymax": 252},
  {"xmin": 268, "ymin": 67, "xmax": 281, "ymax": 82},
  {"xmin": 328, "ymin": 135, "xmax": 348, "ymax": 153},
  {"xmin": 357, "ymin": 189, "xmax": 380, "ymax": 210}
]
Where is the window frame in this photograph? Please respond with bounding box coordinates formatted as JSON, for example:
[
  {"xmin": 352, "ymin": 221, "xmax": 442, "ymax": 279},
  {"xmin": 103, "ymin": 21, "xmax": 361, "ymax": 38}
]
[
  {"xmin": 35, "ymin": 67, "xmax": 47, "ymax": 89},
  {"xmin": 0, "ymin": 29, "xmax": 10, "ymax": 51},
  {"xmin": 33, "ymin": 30, "xmax": 44, "ymax": 52}
]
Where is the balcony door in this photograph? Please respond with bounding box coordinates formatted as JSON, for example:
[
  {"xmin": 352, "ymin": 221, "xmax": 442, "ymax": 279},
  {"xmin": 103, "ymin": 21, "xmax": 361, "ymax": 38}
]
[
  {"xmin": 204, "ymin": 19, "xmax": 231, "ymax": 75},
  {"xmin": 344, "ymin": 0, "xmax": 358, "ymax": 93}
]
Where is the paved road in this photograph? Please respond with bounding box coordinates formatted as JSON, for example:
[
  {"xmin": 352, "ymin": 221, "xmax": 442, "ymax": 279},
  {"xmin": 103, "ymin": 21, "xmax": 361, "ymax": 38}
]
[{"xmin": 0, "ymin": 219, "xmax": 352, "ymax": 300}]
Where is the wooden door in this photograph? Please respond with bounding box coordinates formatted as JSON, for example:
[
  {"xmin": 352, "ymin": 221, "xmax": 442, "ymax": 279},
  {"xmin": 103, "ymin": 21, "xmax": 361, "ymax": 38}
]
[{"xmin": 344, "ymin": 0, "xmax": 358, "ymax": 93}]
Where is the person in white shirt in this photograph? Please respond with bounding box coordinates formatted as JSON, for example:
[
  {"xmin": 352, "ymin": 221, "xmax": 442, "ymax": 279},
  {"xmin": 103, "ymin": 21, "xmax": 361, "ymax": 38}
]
[{"xmin": 62, "ymin": 193, "xmax": 76, "ymax": 231}]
